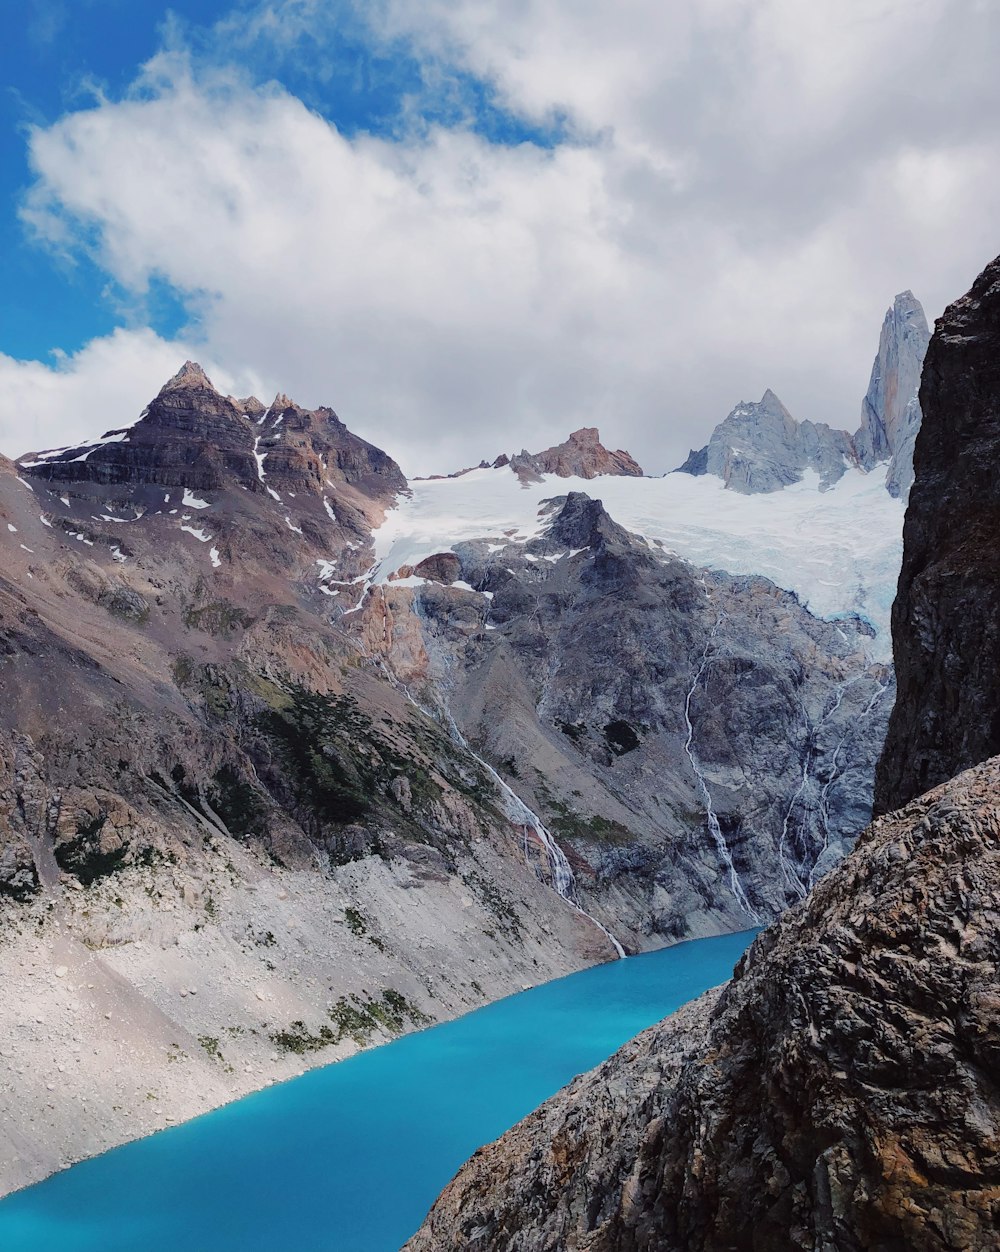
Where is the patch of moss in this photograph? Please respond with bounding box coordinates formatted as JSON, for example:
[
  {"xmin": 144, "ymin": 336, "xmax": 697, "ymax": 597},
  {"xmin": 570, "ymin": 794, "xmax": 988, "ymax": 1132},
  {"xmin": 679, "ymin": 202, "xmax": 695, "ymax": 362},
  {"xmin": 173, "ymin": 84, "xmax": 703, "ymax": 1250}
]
[
  {"xmin": 271, "ymin": 990, "xmax": 431, "ymax": 1055},
  {"xmin": 183, "ymin": 600, "xmax": 255, "ymax": 639}
]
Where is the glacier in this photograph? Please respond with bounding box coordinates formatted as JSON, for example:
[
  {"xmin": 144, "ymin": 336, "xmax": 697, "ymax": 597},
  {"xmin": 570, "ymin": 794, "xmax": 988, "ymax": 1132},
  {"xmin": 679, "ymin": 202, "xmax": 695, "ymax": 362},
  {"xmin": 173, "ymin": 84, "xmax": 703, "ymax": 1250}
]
[{"xmin": 371, "ymin": 465, "xmax": 905, "ymax": 661}]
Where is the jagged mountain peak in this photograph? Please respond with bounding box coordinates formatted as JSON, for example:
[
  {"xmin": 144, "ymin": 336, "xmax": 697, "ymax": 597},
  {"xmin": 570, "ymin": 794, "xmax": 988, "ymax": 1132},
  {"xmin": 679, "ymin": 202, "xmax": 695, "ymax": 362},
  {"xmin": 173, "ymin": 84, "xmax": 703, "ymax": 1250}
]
[
  {"xmin": 161, "ymin": 360, "xmax": 217, "ymax": 393},
  {"xmin": 678, "ymin": 293, "xmax": 929, "ymax": 499},
  {"xmin": 543, "ymin": 490, "xmax": 632, "ymax": 549}
]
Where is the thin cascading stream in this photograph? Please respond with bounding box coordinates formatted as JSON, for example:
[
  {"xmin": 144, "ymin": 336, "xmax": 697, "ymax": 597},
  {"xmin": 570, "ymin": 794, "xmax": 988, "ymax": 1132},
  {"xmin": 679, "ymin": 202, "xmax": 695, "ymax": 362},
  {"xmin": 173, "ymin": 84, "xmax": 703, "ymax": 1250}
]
[
  {"xmin": 357, "ymin": 590, "xmax": 626, "ymax": 958},
  {"xmin": 808, "ymin": 675, "xmax": 889, "ymax": 888},
  {"xmin": 682, "ymin": 613, "xmax": 763, "ymax": 926}
]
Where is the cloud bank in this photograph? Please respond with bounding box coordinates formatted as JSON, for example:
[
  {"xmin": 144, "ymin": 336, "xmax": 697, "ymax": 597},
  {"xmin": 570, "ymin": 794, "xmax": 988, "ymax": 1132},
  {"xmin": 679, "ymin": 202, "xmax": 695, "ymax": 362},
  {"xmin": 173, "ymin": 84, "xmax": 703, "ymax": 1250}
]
[{"xmin": 3, "ymin": 0, "xmax": 1000, "ymax": 474}]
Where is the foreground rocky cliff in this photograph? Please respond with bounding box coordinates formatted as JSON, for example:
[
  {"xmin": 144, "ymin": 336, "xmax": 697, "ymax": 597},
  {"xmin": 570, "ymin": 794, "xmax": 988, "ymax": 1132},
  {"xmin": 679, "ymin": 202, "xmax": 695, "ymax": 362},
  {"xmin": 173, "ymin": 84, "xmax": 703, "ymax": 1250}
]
[
  {"xmin": 877, "ymin": 256, "xmax": 1000, "ymax": 813},
  {"xmin": 407, "ymin": 755, "xmax": 1000, "ymax": 1252}
]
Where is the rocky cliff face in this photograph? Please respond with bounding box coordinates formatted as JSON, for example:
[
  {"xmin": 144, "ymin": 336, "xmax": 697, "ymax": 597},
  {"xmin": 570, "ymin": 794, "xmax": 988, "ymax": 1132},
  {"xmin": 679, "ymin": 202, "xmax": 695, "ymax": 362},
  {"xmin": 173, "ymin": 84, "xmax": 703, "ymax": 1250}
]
[
  {"xmin": 377, "ymin": 490, "xmax": 889, "ymax": 946},
  {"xmin": 407, "ymin": 756, "xmax": 1000, "ymax": 1252},
  {"xmin": 854, "ymin": 291, "xmax": 931, "ymax": 500},
  {"xmin": 679, "ymin": 293, "xmax": 929, "ymax": 500},
  {"xmin": 406, "ymin": 259, "xmax": 1000, "ymax": 1252},
  {"xmin": 508, "ymin": 428, "xmax": 643, "ymax": 480},
  {"xmin": 876, "ymin": 256, "xmax": 1000, "ymax": 814}
]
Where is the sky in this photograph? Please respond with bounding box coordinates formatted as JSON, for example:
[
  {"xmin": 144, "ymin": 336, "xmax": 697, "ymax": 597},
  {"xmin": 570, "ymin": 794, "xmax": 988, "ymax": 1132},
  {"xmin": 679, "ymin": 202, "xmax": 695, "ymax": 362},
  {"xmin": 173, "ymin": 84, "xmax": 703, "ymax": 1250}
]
[{"xmin": 1, "ymin": 0, "xmax": 999, "ymax": 476}]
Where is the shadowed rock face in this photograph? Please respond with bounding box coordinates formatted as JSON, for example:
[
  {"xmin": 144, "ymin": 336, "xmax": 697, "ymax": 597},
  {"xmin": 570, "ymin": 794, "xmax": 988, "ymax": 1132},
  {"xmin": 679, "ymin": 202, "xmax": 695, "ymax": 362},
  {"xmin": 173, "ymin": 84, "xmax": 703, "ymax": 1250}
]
[
  {"xmin": 406, "ymin": 756, "xmax": 1000, "ymax": 1252},
  {"xmin": 876, "ymin": 255, "xmax": 1000, "ymax": 815}
]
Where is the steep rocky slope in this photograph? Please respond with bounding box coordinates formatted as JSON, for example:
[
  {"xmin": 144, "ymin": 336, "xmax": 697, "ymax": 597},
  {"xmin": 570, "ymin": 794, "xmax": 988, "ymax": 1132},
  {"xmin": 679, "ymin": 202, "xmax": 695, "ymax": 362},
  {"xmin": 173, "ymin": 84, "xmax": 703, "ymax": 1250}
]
[
  {"xmin": 407, "ymin": 260, "xmax": 1000, "ymax": 1251},
  {"xmin": 679, "ymin": 292, "xmax": 930, "ymax": 500},
  {"xmin": 877, "ymin": 256, "xmax": 1000, "ymax": 813},
  {"xmin": 407, "ymin": 756, "xmax": 1000, "ymax": 1252},
  {"xmin": 380, "ymin": 491, "xmax": 889, "ymax": 945},
  {"xmin": 0, "ymin": 368, "xmax": 616, "ymax": 1195}
]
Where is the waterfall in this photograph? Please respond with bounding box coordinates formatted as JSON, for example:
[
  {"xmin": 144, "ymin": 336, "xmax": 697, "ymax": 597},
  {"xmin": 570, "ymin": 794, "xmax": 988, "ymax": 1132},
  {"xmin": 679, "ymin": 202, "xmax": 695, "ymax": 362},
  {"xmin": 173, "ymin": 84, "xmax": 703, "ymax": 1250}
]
[
  {"xmin": 357, "ymin": 592, "xmax": 626, "ymax": 959},
  {"xmin": 809, "ymin": 676, "xmax": 889, "ymax": 888},
  {"xmin": 439, "ymin": 708, "xmax": 626, "ymax": 959},
  {"xmin": 682, "ymin": 617, "xmax": 763, "ymax": 925}
]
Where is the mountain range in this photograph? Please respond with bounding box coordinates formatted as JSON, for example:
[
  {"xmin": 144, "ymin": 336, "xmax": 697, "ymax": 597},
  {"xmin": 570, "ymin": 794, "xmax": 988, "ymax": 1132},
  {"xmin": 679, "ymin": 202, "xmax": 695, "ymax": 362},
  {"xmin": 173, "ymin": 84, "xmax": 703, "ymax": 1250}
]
[{"xmin": 0, "ymin": 289, "xmax": 927, "ymax": 1194}]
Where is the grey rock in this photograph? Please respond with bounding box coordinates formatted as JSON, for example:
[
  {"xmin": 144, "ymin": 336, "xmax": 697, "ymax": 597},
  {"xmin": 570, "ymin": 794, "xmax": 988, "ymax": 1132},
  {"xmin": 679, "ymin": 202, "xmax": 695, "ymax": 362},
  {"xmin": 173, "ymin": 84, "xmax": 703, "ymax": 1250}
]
[
  {"xmin": 679, "ymin": 293, "xmax": 930, "ymax": 500},
  {"xmin": 404, "ymin": 492, "xmax": 891, "ymax": 944},
  {"xmin": 853, "ymin": 290, "xmax": 931, "ymax": 500},
  {"xmin": 699, "ymin": 389, "xmax": 857, "ymax": 493}
]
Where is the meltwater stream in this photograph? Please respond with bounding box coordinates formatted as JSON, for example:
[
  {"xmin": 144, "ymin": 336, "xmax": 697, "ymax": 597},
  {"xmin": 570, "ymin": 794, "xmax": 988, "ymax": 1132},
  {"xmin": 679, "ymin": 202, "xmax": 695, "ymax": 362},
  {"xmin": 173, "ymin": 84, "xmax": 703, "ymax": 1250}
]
[{"xmin": 0, "ymin": 930, "xmax": 756, "ymax": 1252}]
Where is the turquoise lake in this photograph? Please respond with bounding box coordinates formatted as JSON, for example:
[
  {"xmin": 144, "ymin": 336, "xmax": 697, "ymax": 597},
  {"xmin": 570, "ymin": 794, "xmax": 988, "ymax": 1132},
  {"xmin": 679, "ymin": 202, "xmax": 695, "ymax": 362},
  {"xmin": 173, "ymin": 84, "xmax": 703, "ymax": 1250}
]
[{"xmin": 0, "ymin": 929, "xmax": 755, "ymax": 1251}]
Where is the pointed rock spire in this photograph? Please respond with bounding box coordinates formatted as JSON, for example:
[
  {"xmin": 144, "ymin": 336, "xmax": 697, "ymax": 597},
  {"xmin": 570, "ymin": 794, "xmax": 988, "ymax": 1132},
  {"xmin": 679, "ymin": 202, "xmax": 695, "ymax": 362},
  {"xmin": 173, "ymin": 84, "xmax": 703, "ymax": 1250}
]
[{"xmin": 161, "ymin": 361, "xmax": 217, "ymax": 394}]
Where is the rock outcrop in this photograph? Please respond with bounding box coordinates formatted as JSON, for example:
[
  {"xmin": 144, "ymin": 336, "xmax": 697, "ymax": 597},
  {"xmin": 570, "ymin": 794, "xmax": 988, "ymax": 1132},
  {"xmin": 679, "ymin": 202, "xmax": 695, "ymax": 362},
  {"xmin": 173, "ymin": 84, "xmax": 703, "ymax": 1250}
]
[
  {"xmin": 507, "ymin": 428, "xmax": 643, "ymax": 480},
  {"xmin": 679, "ymin": 293, "xmax": 930, "ymax": 499},
  {"xmin": 876, "ymin": 256, "xmax": 1000, "ymax": 814},
  {"xmin": 676, "ymin": 389, "xmax": 856, "ymax": 493},
  {"xmin": 406, "ymin": 756, "xmax": 1000, "ymax": 1251},
  {"xmin": 387, "ymin": 490, "xmax": 890, "ymax": 946}
]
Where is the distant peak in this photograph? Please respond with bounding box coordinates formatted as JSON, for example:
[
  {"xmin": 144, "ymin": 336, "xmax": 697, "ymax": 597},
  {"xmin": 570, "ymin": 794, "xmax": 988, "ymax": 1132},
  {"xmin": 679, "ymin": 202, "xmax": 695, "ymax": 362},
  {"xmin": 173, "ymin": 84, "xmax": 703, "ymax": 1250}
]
[
  {"xmin": 162, "ymin": 361, "xmax": 216, "ymax": 393},
  {"xmin": 508, "ymin": 428, "xmax": 643, "ymax": 480},
  {"xmin": 272, "ymin": 393, "xmax": 294, "ymax": 412}
]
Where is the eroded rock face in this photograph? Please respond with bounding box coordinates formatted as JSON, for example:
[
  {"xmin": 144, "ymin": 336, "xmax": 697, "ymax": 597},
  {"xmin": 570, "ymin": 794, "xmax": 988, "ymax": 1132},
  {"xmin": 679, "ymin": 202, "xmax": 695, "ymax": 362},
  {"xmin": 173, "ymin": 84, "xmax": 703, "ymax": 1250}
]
[
  {"xmin": 876, "ymin": 255, "xmax": 1000, "ymax": 815},
  {"xmin": 407, "ymin": 755, "xmax": 1000, "ymax": 1252},
  {"xmin": 387, "ymin": 491, "xmax": 890, "ymax": 946}
]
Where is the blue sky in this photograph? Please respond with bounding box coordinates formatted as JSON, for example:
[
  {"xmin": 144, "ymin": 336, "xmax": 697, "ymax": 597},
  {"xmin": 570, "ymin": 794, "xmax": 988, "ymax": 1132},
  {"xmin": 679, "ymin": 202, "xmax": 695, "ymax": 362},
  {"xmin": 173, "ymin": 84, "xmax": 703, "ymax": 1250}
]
[
  {"xmin": 0, "ymin": 0, "xmax": 550, "ymax": 362},
  {"xmin": 2, "ymin": 1, "xmax": 1000, "ymax": 473}
]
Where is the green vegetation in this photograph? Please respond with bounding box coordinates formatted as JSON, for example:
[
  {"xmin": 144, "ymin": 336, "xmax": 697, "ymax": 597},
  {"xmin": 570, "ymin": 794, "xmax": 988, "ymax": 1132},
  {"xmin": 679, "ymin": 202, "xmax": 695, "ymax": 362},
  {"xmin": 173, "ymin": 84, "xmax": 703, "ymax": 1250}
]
[
  {"xmin": 343, "ymin": 907, "xmax": 367, "ymax": 936},
  {"xmin": 462, "ymin": 870, "xmax": 521, "ymax": 935},
  {"xmin": 53, "ymin": 817, "xmax": 128, "ymax": 886},
  {"xmin": 259, "ymin": 688, "xmax": 374, "ymax": 825},
  {"xmin": 271, "ymin": 990, "xmax": 432, "ymax": 1054},
  {"xmin": 208, "ymin": 765, "xmax": 270, "ymax": 840}
]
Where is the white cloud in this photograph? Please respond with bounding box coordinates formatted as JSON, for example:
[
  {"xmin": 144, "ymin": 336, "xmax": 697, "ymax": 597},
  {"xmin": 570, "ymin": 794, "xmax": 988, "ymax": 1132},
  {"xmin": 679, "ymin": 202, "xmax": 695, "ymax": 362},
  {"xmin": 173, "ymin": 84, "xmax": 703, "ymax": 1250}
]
[
  {"xmin": 0, "ymin": 327, "xmax": 251, "ymax": 457},
  {"xmin": 2, "ymin": 2, "xmax": 1000, "ymax": 474}
]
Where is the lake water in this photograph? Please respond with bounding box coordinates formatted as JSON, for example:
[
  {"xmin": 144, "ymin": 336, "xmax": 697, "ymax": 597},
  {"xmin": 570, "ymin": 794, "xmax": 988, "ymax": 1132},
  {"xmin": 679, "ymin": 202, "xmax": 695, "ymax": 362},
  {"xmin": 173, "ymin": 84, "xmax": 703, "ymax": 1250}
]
[{"xmin": 0, "ymin": 929, "xmax": 755, "ymax": 1251}]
